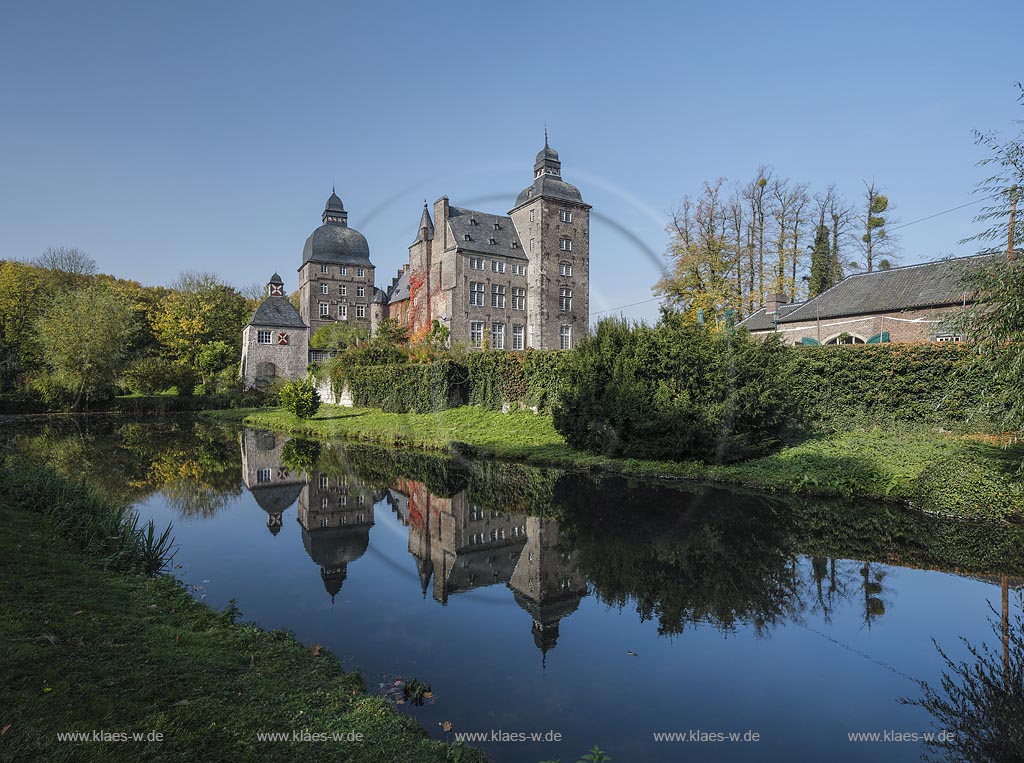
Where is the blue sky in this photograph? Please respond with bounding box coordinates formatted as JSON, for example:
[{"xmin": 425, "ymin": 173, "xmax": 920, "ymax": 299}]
[{"xmin": 1, "ymin": 0, "xmax": 1020, "ymax": 322}]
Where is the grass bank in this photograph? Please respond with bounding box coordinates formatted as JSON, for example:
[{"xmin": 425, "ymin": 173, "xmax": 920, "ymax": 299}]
[
  {"xmin": 207, "ymin": 406, "xmax": 1024, "ymax": 522},
  {"xmin": 0, "ymin": 465, "xmax": 484, "ymax": 762}
]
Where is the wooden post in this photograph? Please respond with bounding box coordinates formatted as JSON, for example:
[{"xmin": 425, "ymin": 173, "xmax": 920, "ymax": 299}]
[{"xmin": 1010, "ymin": 185, "xmax": 1019, "ymax": 262}]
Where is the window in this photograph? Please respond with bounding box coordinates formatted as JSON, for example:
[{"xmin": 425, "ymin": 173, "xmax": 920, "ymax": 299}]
[
  {"xmin": 559, "ymin": 261, "xmax": 573, "ymax": 277},
  {"xmin": 340, "ymin": 495, "xmax": 347, "ymax": 507},
  {"xmin": 470, "ymin": 321, "xmax": 484, "ymax": 348},
  {"xmin": 320, "ymin": 516, "xmax": 329, "ymax": 527},
  {"xmin": 512, "ymin": 264, "xmax": 526, "ymax": 276},
  {"xmin": 357, "ymin": 267, "xmax": 365, "ymax": 277},
  {"xmin": 356, "ymin": 286, "xmax": 365, "ymax": 297},
  {"xmin": 530, "ymin": 209, "xmax": 535, "ymax": 223},
  {"xmin": 257, "ymin": 468, "xmax": 271, "ymax": 483},
  {"xmin": 511, "ymin": 241, "xmax": 519, "ymax": 249},
  {"xmin": 559, "ymin": 238, "xmax": 572, "ymax": 251},
  {"xmin": 937, "ymin": 334, "xmax": 964, "ymax": 343},
  {"xmin": 320, "ymin": 497, "xmax": 329, "ymax": 510},
  {"xmin": 318, "ymin": 475, "xmax": 329, "ymax": 489},
  {"xmin": 559, "ymin": 286, "xmax": 572, "ymax": 312},
  {"xmin": 512, "ymin": 324, "xmax": 525, "ymax": 350},
  {"xmin": 319, "ymin": 302, "xmax": 329, "ymax": 317},
  {"xmin": 320, "ymin": 264, "xmax": 328, "ymax": 274},
  {"xmin": 320, "ymin": 283, "xmax": 328, "ymax": 294},
  {"xmin": 257, "ymin": 330, "xmax": 272, "ymax": 344},
  {"xmin": 529, "ymin": 238, "xmax": 535, "ymax": 252},
  {"xmin": 560, "ymin": 325, "xmax": 572, "ymax": 350},
  {"xmin": 492, "ymin": 260, "xmax": 505, "ymax": 274},
  {"xmin": 340, "ymin": 304, "xmax": 348, "ymax": 319},
  {"xmin": 559, "ymin": 209, "xmax": 573, "ymax": 223},
  {"xmin": 356, "ymin": 304, "xmax": 365, "ymax": 318},
  {"xmin": 339, "ymin": 284, "xmax": 347, "ymax": 296},
  {"xmin": 340, "ymin": 266, "xmax": 347, "ymax": 275},
  {"xmin": 464, "ymin": 234, "xmax": 471, "ymax": 241},
  {"xmin": 470, "ymin": 257, "xmax": 484, "ymax": 270},
  {"xmin": 489, "ymin": 237, "xmax": 497, "ymax": 245},
  {"xmin": 491, "ymin": 322, "xmax": 505, "ymax": 349},
  {"xmin": 469, "ymin": 281, "xmax": 485, "ymax": 307},
  {"xmin": 512, "ymin": 287, "xmax": 525, "ymax": 310},
  {"xmin": 491, "ymin": 284, "xmax": 506, "ymax": 309}
]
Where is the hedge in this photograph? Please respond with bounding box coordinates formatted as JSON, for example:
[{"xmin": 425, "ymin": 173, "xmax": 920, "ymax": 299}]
[
  {"xmin": 785, "ymin": 343, "xmax": 1004, "ymax": 432},
  {"xmin": 344, "ymin": 361, "xmax": 467, "ymax": 413},
  {"xmin": 464, "ymin": 350, "xmax": 574, "ymax": 412}
]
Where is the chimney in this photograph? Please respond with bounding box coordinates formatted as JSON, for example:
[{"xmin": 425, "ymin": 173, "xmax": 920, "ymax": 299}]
[{"xmin": 764, "ymin": 293, "xmax": 788, "ymax": 314}]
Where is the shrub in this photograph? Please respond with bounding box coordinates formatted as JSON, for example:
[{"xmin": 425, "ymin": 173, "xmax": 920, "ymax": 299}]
[
  {"xmin": 553, "ymin": 314, "xmax": 792, "ymax": 463},
  {"xmin": 121, "ymin": 356, "xmax": 178, "ymax": 395},
  {"xmin": 279, "ymin": 377, "xmax": 321, "ymax": 419}
]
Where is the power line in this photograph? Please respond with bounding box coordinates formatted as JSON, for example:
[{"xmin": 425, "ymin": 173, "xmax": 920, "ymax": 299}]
[
  {"xmin": 590, "ymin": 296, "xmax": 663, "ymax": 316},
  {"xmin": 887, "ymin": 197, "xmax": 989, "ymax": 232}
]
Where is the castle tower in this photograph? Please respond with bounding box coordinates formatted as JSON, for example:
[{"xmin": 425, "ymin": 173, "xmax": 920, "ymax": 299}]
[
  {"xmin": 508, "ymin": 135, "xmax": 591, "ymax": 349},
  {"xmin": 240, "ymin": 273, "xmax": 309, "ymax": 390},
  {"xmin": 297, "ymin": 190, "xmax": 375, "ymax": 334}
]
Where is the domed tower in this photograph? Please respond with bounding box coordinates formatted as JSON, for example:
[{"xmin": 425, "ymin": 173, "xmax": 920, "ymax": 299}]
[
  {"xmin": 298, "ymin": 189, "xmax": 375, "ymax": 334},
  {"xmin": 508, "ymin": 133, "xmax": 591, "ymax": 350}
]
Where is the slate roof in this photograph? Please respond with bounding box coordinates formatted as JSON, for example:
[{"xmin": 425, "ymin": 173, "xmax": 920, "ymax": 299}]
[
  {"xmin": 512, "ymin": 175, "xmax": 589, "ymax": 210},
  {"xmin": 251, "ymin": 483, "xmax": 303, "ymax": 515},
  {"xmin": 248, "ymin": 295, "xmax": 308, "ymax": 329},
  {"xmin": 736, "ymin": 302, "xmax": 804, "ymax": 331},
  {"xmin": 301, "ymin": 525, "xmax": 370, "ymax": 568},
  {"xmin": 411, "ymin": 202, "xmax": 434, "ymax": 246},
  {"xmin": 447, "ymin": 206, "xmax": 527, "ymax": 260},
  {"xmin": 302, "ymin": 223, "xmax": 373, "ymax": 267},
  {"xmin": 776, "ymin": 254, "xmax": 997, "ymax": 324},
  {"xmin": 387, "ymin": 267, "xmax": 411, "ymax": 304}
]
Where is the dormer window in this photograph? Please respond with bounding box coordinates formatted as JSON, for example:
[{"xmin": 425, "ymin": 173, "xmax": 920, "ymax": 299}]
[
  {"xmin": 464, "ymin": 234, "xmax": 471, "ymax": 241},
  {"xmin": 511, "ymin": 241, "xmax": 519, "ymax": 249},
  {"xmin": 493, "ymin": 222, "xmax": 500, "ymax": 230},
  {"xmin": 489, "ymin": 237, "xmax": 497, "ymax": 245},
  {"xmin": 470, "ymin": 218, "xmax": 477, "ymax": 225}
]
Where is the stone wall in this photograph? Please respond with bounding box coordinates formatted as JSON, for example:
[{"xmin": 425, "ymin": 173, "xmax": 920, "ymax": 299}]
[
  {"xmin": 241, "ymin": 324, "xmax": 310, "ymax": 390},
  {"xmin": 298, "ymin": 261, "xmax": 375, "ymax": 334}
]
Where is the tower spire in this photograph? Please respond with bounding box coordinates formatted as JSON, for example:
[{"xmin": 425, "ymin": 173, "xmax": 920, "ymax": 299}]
[{"xmin": 544, "ymin": 124, "xmax": 548, "ymax": 148}]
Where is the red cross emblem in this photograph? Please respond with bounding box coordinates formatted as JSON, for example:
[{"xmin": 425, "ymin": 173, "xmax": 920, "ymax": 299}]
[
  {"xmin": 270, "ymin": 284, "xmax": 284, "ymax": 296},
  {"xmin": 277, "ymin": 332, "xmax": 289, "ymax": 345}
]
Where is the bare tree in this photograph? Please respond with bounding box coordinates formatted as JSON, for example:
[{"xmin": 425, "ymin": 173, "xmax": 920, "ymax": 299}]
[
  {"xmin": 35, "ymin": 246, "xmax": 97, "ymax": 276},
  {"xmin": 742, "ymin": 166, "xmax": 773, "ymax": 309}
]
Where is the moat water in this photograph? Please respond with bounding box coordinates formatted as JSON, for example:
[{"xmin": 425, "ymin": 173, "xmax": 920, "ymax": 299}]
[{"xmin": 8, "ymin": 417, "xmax": 1023, "ymax": 762}]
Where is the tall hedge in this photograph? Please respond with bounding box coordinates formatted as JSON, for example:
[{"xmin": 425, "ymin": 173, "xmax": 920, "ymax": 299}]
[
  {"xmin": 464, "ymin": 350, "xmax": 574, "ymax": 412},
  {"xmin": 786, "ymin": 344, "xmax": 1004, "ymax": 432},
  {"xmin": 345, "ymin": 361, "xmax": 466, "ymax": 413}
]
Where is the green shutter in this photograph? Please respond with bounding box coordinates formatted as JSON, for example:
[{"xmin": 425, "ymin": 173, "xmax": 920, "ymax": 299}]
[
  {"xmin": 801, "ymin": 337, "xmax": 819, "ymax": 346},
  {"xmin": 867, "ymin": 332, "xmax": 890, "ymax": 344}
]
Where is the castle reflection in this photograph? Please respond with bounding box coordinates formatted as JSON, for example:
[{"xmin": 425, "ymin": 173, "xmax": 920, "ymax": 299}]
[{"xmin": 240, "ymin": 430, "xmax": 587, "ymax": 653}]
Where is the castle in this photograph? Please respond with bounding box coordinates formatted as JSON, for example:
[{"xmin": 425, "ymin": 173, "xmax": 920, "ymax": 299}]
[{"xmin": 242, "ymin": 137, "xmax": 591, "ymax": 390}]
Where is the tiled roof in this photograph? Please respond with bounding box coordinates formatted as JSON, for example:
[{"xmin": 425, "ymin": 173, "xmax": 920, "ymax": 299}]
[
  {"xmin": 248, "ymin": 296, "xmax": 307, "ymax": 329},
  {"xmin": 776, "ymin": 254, "xmax": 998, "ymax": 323},
  {"xmin": 737, "ymin": 302, "xmax": 804, "ymax": 331},
  {"xmin": 447, "ymin": 206, "xmax": 528, "ymax": 260}
]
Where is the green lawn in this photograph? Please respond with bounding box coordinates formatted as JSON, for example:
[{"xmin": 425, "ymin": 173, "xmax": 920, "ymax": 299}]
[
  {"xmin": 0, "ymin": 481, "xmax": 485, "ymax": 763},
  {"xmin": 208, "ymin": 406, "xmax": 1024, "ymax": 521}
]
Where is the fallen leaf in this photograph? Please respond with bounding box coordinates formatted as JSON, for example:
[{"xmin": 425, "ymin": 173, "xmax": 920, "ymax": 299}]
[
  {"xmin": 310, "ymin": 643, "xmax": 322, "ymax": 657},
  {"xmin": 43, "ymin": 687, "xmax": 52, "ymax": 693},
  {"xmin": 423, "ymin": 691, "xmax": 433, "ymax": 698},
  {"xmin": 1, "ymin": 724, "xmax": 11, "ymax": 736},
  {"xmin": 441, "ymin": 721, "xmax": 452, "ymax": 732}
]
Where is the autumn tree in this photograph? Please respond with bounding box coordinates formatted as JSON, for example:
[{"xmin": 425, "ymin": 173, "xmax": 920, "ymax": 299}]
[
  {"xmin": 654, "ymin": 179, "xmax": 735, "ymax": 322},
  {"xmin": 0, "ymin": 261, "xmax": 52, "ymax": 390},
  {"xmin": 36, "ymin": 284, "xmax": 138, "ymax": 408},
  {"xmin": 151, "ymin": 272, "xmax": 248, "ymax": 374}
]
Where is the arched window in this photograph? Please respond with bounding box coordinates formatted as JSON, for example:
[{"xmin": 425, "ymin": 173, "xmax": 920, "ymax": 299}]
[{"xmin": 825, "ymin": 332, "xmax": 865, "ymax": 345}]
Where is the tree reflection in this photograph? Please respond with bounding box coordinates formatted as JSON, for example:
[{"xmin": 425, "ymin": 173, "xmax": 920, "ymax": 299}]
[{"xmin": 902, "ymin": 591, "xmax": 1024, "ymax": 762}]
